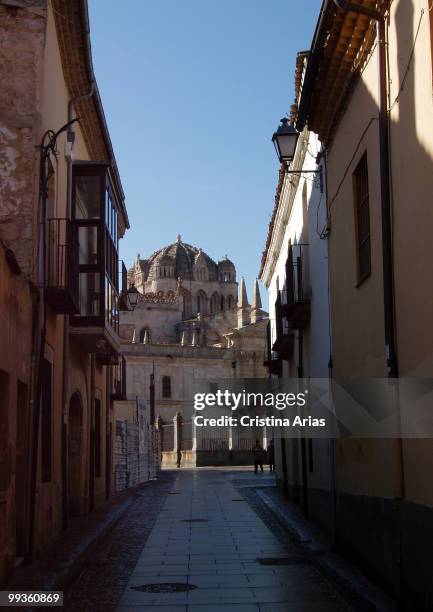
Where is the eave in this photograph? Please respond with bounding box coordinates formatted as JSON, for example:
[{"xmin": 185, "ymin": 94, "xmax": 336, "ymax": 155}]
[
  {"xmin": 296, "ymin": 0, "xmax": 387, "ymax": 145},
  {"xmin": 52, "ymin": 0, "xmax": 130, "ymax": 231}
]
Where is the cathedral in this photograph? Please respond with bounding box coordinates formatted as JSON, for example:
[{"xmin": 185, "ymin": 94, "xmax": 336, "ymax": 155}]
[{"xmin": 119, "ymin": 236, "xmax": 269, "ymax": 466}]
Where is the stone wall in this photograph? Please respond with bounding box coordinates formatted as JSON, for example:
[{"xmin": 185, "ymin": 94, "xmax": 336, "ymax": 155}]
[
  {"xmin": 115, "ymin": 420, "xmax": 159, "ymax": 492},
  {"xmin": 0, "ymin": 2, "xmax": 47, "ymax": 277}
]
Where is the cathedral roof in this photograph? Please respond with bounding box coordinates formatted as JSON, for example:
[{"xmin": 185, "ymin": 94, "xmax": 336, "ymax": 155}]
[{"xmin": 138, "ymin": 236, "xmax": 222, "ymax": 282}]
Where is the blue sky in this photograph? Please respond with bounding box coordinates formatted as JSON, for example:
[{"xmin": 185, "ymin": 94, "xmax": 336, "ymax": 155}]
[{"xmin": 88, "ymin": 0, "xmax": 322, "ymax": 303}]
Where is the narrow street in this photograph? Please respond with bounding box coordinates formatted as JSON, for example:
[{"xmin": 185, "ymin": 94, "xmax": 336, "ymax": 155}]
[{"xmin": 62, "ymin": 469, "xmax": 379, "ymax": 611}]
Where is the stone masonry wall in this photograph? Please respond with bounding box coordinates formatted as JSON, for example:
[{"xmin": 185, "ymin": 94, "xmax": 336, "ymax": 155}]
[
  {"xmin": 0, "ymin": 2, "xmax": 47, "ymax": 277},
  {"xmin": 115, "ymin": 421, "xmax": 151, "ymax": 492}
]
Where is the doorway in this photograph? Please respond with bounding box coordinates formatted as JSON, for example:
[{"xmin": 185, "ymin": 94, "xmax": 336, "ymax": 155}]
[
  {"xmin": 15, "ymin": 382, "xmax": 29, "ymax": 559},
  {"xmin": 68, "ymin": 393, "xmax": 83, "ymax": 516}
]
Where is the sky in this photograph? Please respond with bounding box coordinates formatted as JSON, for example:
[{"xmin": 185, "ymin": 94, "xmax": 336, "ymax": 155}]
[{"xmin": 88, "ymin": 0, "xmax": 322, "ymax": 304}]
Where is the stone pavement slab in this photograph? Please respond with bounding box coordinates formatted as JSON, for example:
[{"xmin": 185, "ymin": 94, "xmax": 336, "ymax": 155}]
[{"xmin": 117, "ymin": 469, "xmax": 346, "ymax": 610}]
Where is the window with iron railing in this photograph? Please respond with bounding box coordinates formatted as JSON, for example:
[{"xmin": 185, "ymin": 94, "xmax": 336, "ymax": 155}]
[
  {"xmin": 45, "ymin": 218, "xmax": 79, "ymax": 314},
  {"xmin": 284, "ymin": 243, "xmax": 311, "ymax": 330}
]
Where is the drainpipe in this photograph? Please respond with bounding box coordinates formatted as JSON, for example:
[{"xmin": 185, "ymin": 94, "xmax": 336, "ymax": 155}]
[
  {"xmin": 61, "ymin": 82, "xmax": 95, "ymax": 530},
  {"xmin": 333, "ymin": 2, "xmax": 404, "ymax": 602},
  {"xmin": 334, "ymin": 0, "xmax": 398, "ymax": 381}
]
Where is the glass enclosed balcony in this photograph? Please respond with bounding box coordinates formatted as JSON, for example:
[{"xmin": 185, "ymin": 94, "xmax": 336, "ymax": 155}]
[{"xmin": 69, "ymin": 162, "xmax": 123, "ymax": 363}]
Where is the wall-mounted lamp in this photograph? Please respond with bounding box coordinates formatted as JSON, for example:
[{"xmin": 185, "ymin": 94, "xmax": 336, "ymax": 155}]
[
  {"xmin": 127, "ymin": 283, "xmax": 139, "ymax": 311},
  {"xmin": 272, "ymin": 118, "xmax": 323, "ymax": 193}
]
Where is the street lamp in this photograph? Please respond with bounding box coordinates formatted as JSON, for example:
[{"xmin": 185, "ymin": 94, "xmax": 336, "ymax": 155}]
[
  {"xmin": 127, "ymin": 283, "xmax": 139, "ymax": 311},
  {"xmin": 272, "ymin": 117, "xmax": 323, "ymax": 193},
  {"xmin": 272, "ymin": 117, "xmax": 300, "ymax": 164}
]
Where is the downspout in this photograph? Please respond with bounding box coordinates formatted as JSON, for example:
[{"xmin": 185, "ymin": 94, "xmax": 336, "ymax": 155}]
[
  {"xmin": 334, "ymin": 0, "xmax": 398, "ymax": 382},
  {"xmin": 333, "ymin": 2, "xmax": 404, "ymax": 602},
  {"xmin": 61, "ymin": 82, "xmax": 94, "ymax": 530}
]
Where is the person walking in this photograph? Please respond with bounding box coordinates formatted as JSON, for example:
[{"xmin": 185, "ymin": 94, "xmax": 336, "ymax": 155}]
[
  {"xmin": 268, "ymin": 439, "xmax": 275, "ymax": 472},
  {"xmin": 253, "ymin": 440, "xmax": 264, "ymax": 473}
]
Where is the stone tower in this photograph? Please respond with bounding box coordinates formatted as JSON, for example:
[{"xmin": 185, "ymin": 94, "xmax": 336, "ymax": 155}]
[
  {"xmin": 251, "ymin": 279, "xmax": 265, "ymax": 324},
  {"xmin": 237, "ymin": 277, "xmax": 251, "ymax": 327}
]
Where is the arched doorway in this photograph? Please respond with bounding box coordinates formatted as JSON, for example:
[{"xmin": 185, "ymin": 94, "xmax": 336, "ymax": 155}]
[{"xmin": 68, "ymin": 392, "xmax": 83, "ymax": 517}]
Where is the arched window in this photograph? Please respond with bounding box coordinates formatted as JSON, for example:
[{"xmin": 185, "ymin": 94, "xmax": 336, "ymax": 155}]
[
  {"xmin": 182, "ymin": 290, "xmax": 192, "ymax": 319},
  {"xmin": 227, "ymin": 295, "xmax": 234, "ymax": 310},
  {"xmin": 210, "ymin": 292, "xmax": 219, "ymax": 314},
  {"xmin": 162, "ymin": 376, "xmax": 171, "ymax": 398},
  {"xmin": 196, "ymin": 291, "xmax": 207, "ymax": 314},
  {"xmin": 220, "ymin": 296, "xmax": 225, "ymax": 311}
]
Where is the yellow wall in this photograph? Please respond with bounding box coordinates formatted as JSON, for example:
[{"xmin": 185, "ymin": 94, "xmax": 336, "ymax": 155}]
[{"xmin": 327, "ymin": 0, "xmax": 433, "ymax": 503}]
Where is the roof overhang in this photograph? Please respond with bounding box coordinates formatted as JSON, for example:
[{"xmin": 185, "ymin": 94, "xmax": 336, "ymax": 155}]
[
  {"xmin": 52, "ymin": 0, "xmax": 130, "ymax": 230},
  {"xmin": 296, "ymin": 0, "xmax": 388, "ymax": 144}
]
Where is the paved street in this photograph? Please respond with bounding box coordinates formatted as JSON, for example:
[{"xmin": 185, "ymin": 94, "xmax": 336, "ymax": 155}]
[
  {"xmin": 60, "ymin": 468, "xmax": 394, "ymax": 612},
  {"xmin": 62, "ymin": 468, "xmax": 363, "ymax": 611},
  {"xmin": 115, "ymin": 469, "xmax": 346, "ymax": 611}
]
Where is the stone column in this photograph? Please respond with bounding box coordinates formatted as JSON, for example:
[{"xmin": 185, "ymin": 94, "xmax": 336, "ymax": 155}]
[{"xmin": 173, "ymin": 412, "xmax": 182, "ymax": 468}]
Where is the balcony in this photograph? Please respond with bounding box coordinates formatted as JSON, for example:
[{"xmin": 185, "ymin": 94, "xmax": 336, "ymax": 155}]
[
  {"xmin": 273, "ymin": 291, "xmax": 294, "ymax": 360},
  {"xmin": 263, "ymin": 320, "xmax": 283, "ymax": 376},
  {"xmin": 111, "ymin": 356, "xmax": 127, "ymax": 400},
  {"xmin": 68, "ymin": 162, "xmax": 123, "ymax": 364},
  {"xmin": 45, "ymin": 218, "xmax": 79, "ymax": 314},
  {"xmin": 284, "ymin": 243, "xmax": 311, "ymax": 330}
]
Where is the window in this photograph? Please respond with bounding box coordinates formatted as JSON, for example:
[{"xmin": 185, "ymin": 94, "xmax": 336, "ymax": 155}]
[
  {"xmin": 71, "ymin": 163, "xmax": 121, "ymax": 335},
  {"xmin": 41, "ymin": 358, "xmax": 52, "ymax": 483},
  {"xmin": 94, "ymin": 398, "xmax": 101, "ymax": 477},
  {"xmin": 196, "ymin": 291, "xmax": 207, "ymax": 314},
  {"xmin": 162, "ymin": 376, "xmax": 171, "ymax": 398},
  {"xmin": 210, "ymin": 293, "xmax": 219, "ymax": 314},
  {"xmin": 354, "ymin": 154, "xmax": 371, "ymax": 283}
]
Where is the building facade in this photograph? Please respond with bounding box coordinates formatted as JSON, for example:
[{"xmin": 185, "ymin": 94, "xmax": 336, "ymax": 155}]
[
  {"xmin": 260, "ymin": 53, "xmax": 333, "ymax": 533},
  {"xmin": 0, "ymin": 0, "xmax": 131, "ymax": 586},
  {"xmin": 121, "ymin": 238, "xmax": 269, "ymax": 466},
  {"xmin": 265, "ymin": 1, "xmax": 433, "ymax": 610}
]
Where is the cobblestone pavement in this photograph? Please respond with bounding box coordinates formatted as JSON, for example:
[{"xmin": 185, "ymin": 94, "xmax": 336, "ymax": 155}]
[{"xmin": 64, "ymin": 471, "xmax": 176, "ymax": 611}]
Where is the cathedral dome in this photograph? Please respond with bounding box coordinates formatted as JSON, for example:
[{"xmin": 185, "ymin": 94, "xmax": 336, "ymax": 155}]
[
  {"xmin": 218, "ymin": 256, "xmax": 236, "ymax": 282},
  {"xmin": 142, "ymin": 236, "xmax": 221, "ymax": 282}
]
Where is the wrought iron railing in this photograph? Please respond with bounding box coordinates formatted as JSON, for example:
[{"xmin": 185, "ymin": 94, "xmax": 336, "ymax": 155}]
[{"xmin": 45, "ymin": 218, "xmax": 79, "ymax": 314}]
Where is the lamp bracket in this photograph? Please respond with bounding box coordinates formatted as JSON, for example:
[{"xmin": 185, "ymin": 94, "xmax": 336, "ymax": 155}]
[{"xmin": 285, "ymin": 165, "xmax": 324, "ymax": 193}]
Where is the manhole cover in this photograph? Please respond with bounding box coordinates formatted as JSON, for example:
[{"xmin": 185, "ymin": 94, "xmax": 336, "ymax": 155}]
[
  {"xmin": 179, "ymin": 518, "xmax": 208, "ymax": 523},
  {"xmin": 256, "ymin": 556, "xmax": 307, "ymax": 565},
  {"xmin": 131, "ymin": 583, "xmax": 197, "ymax": 593}
]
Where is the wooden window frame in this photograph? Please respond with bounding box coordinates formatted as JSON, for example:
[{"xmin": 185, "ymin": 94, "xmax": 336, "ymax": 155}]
[
  {"xmin": 71, "ymin": 162, "xmax": 121, "ymax": 333},
  {"xmin": 353, "ymin": 153, "xmax": 371, "ymax": 286}
]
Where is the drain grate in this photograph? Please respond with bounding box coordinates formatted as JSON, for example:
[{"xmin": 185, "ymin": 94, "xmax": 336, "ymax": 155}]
[
  {"xmin": 131, "ymin": 583, "xmax": 197, "ymax": 593},
  {"xmin": 179, "ymin": 518, "xmax": 208, "ymax": 523},
  {"xmin": 256, "ymin": 556, "xmax": 307, "ymax": 566}
]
